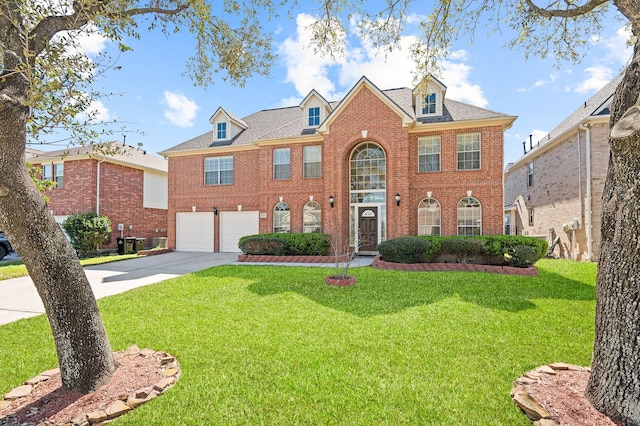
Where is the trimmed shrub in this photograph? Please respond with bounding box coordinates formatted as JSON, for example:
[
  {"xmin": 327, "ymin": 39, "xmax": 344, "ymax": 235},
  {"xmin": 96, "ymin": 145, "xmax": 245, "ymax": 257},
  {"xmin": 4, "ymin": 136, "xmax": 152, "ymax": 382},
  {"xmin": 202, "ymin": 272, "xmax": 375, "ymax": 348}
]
[
  {"xmin": 62, "ymin": 212, "xmax": 111, "ymax": 257},
  {"xmin": 440, "ymin": 238, "xmax": 485, "ymax": 264},
  {"xmin": 379, "ymin": 235, "xmax": 548, "ymax": 266},
  {"xmin": 275, "ymin": 232, "xmax": 331, "ymax": 256},
  {"xmin": 238, "ymin": 233, "xmax": 331, "ymax": 256},
  {"xmin": 508, "ymin": 245, "xmax": 540, "ymax": 267},
  {"xmin": 377, "ymin": 237, "xmax": 430, "ymax": 264},
  {"xmin": 238, "ymin": 236, "xmax": 288, "ymax": 255}
]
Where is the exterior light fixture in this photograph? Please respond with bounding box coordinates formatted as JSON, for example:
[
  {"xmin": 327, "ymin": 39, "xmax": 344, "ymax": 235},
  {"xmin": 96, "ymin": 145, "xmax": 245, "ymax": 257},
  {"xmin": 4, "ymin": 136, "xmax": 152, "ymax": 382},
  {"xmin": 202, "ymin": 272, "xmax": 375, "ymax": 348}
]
[
  {"xmin": 213, "ymin": 206, "xmax": 218, "ymax": 215},
  {"xmin": 395, "ymin": 193, "xmax": 401, "ymax": 206},
  {"xmin": 329, "ymin": 195, "xmax": 335, "ymax": 208}
]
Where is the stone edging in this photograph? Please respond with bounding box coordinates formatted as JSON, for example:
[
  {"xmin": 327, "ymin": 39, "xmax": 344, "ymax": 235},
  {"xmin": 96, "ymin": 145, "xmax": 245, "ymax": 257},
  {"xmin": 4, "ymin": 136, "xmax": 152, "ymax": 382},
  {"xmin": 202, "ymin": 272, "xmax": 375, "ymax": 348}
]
[
  {"xmin": 372, "ymin": 256, "xmax": 538, "ymax": 276},
  {"xmin": 136, "ymin": 248, "xmax": 173, "ymax": 256},
  {"xmin": 237, "ymin": 254, "xmax": 349, "ymax": 263},
  {"xmin": 0, "ymin": 345, "xmax": 180, "ymax": 426},
  {"xmin": 511, "ymin": 362, "xmax": 589, "ymax": 425}
]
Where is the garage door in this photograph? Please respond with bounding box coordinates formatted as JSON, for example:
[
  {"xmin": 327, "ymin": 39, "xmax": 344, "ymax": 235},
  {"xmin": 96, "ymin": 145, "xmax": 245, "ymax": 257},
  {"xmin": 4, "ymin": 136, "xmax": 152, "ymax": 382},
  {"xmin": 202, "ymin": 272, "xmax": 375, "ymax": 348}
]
[
  {"xmin": 220, "ymin": 211, "xmax": 259, "ymax": 252},
  {"xmin": 176, "ymin": 212, "xmax": 214, "ymax": 252}
]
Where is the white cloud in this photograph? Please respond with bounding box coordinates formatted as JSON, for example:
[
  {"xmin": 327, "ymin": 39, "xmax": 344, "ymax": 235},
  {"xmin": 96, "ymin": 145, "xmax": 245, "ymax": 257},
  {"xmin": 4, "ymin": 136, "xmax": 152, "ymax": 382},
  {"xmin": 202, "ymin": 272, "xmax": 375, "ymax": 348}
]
[
  {"xmin": 574, "ymin": 66, "xmax": 613, "ymax": 94},
  {"xmin": 77, "ymin": 100, "xmax": 111, "ymax": 123},
  {"xmin": 604, "ymin": 25, "xmax": 633, "ymax": 66},
  {"xmin": 163, "ymin": 91, "xmax": 200, "ymax": 127},
  {"xmin": 517, "ymin": 73, "xmax": 559, "ymax": 93},
  {"xmin": 278, "ymin": 13, "xmax": 340, "ymax": 102},
  {"xmin": 440, "ymin": 53, "xmax": 488, "ymax": 108},
  {"xmin": 278, "ymin": 14, "xmax": 488, "ymax": 108},
  {"xmin": 75, "ymin": 25, "xmax": 108, "ymax": 56}
]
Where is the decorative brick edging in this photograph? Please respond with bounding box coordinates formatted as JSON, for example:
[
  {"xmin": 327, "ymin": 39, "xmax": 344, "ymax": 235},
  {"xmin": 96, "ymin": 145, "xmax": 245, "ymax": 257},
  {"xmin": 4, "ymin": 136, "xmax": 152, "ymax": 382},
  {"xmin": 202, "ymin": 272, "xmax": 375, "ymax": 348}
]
[
  {"xmin": 0, "ymin": 345, "xmax": 180, "ymax": 426},
  {"xmin": 136, "ymin": 248, "xmax": 173, "ymax": 256},
  {"xmin": 371, "ymin": 256, "xmax": 538, "ymax": 276},
  {"xmin": 237, "ymin": 254, "xmax": 350, "ymax": 263},
  {"xmin": 511, "ymin": 362, "xmax": 588, "ymax": 425}
]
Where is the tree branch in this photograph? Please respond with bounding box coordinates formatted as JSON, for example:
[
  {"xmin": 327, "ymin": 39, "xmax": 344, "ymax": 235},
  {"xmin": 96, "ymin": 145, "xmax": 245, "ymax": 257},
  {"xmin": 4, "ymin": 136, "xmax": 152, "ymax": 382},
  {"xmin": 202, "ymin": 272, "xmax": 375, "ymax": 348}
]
[
  {"xmin": 524, "ymin": 0, "xmax": 609, "ymax": 18},
  {"xmin": 27, "ymin": 1, "xmax": 189, "ymax": 61}
]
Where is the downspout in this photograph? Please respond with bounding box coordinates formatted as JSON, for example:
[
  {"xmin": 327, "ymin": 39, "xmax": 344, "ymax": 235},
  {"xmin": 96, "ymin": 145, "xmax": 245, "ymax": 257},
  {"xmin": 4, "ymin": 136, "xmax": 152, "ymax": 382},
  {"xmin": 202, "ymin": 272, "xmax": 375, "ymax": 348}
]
[
  {"xmin": 579, "ymin": 122, "xmax": 593, "ymax": 261},
  {"xmin": 96, "ymin": 159, "xmax": 106, "ymax": 215}
]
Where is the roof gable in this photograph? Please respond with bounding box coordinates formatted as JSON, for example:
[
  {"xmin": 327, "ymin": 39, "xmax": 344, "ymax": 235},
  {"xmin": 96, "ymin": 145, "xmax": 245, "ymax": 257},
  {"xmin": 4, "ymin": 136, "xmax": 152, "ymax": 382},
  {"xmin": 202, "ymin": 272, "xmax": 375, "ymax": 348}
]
[
  {"xmin": 318, "ymin": 76, "xmax": 414, "ymax": 133},
  {"xmin": 209, "ymin": 107, "xmax": 248, "ymax": 129}
]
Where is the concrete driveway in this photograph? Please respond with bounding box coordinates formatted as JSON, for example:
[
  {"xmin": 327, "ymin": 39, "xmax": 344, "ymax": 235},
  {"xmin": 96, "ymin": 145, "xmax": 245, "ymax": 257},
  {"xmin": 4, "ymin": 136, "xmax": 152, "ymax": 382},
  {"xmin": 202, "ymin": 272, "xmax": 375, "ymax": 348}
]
[{"xmin": 0, "ymin": 252, "xmax": 238, "ymax": 325}]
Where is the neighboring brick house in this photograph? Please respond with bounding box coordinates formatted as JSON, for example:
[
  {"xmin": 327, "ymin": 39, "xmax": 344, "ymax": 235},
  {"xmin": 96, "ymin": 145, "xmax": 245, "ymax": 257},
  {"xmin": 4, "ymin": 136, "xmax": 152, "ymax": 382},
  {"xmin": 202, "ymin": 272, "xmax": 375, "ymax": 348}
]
[
  {"xmin": 29, "ymin": 142, "xmax": 169, "ymax": 249},
  {"xmin": 161, "ymin": 76, "xmax": 516, "ymax": 253},
  {"xmin": 504, "ymin": 73, "xmax": 622, "ymax": 261}
]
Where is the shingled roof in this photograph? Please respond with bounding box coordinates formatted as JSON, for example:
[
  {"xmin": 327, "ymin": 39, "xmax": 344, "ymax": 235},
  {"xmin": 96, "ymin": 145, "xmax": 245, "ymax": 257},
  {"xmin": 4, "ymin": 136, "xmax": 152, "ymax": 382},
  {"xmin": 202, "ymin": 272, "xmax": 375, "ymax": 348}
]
[
  {"xmin": 161, "ymin": 77, "xmax": 514, "ymax": 155},
  {"xmin": 30, "ymin": 142, "xmax": 168, "ymax": 173},
  {"xmin": 534, "ymin": 72, "xmax": 623, "ymax": 148}
]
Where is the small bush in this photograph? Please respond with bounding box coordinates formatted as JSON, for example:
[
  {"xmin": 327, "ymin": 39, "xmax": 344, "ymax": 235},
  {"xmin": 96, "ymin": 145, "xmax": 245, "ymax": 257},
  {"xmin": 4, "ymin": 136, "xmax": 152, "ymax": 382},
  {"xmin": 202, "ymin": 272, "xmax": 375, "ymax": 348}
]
[
  {"xmin": 377, "ymin": 237, "xmax": 430, "ymax": 264},
  {"xmin": 440, "ymin": 238, "xmax": 485, "ymax": 264},
  {"xmin": 238, "ymin": 233, "xmax": 331, "ymax": 256},
  {"xmin": 275, "ymin": 233, "xmax": 331, "ymax": 256},
  {"xmin": 239, "ymin": 236, "xmax": 288, "ymax": 255},
  {"xmin": 62, "ymin": 212, "xmax": 111, "ymax": 257},
  {"xmin": 508, "ymin": 245, "xmax": 539, "ymax": 267}
]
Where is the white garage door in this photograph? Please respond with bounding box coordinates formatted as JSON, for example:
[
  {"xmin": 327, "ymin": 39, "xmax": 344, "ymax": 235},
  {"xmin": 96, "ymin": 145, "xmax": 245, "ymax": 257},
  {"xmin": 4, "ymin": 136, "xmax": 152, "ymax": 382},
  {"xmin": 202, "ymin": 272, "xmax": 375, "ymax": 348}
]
[
  {"xmin": 220, "ymin": 211, "xmax": 259, "ymax": 252},
  {"xmin": 176, "ymin": 212, "xmax": 214, "ymax": 252}
]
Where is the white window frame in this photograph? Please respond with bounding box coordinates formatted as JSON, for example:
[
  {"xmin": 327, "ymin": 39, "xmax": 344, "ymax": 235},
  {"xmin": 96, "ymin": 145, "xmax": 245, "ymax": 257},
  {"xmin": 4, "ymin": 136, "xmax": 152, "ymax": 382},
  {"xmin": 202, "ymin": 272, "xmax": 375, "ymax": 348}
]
[
  {"xmin": 274, "ymin": 202, "xmax": 290, "ymax": 233},
  {"xmin": 422, "ymin": 92, "xmax": 437, "ymax": 115},
  {"xmin": 273, "ymin": 148, "xmax": 290, "ymax": 180},
  {"xmin": 54, "ymin": 163, "xmax": 64, "ymax": 188},
  {"xmin": 418, "ymin": 136, "xmax": 440, "ymax": 172},
  {"xmin": 303, "ymin": 145, "xmax": 322, "ymax": 178},
  {"xmin": 303, "ymin": 201, "xmax": 321, "ymax": 233},
  {"xmin": 457, "ymin": 197, "xmax": 482, "ymax": 236},
  {"xmin": 216, "ymin": 122, "xmax": 227, "ymax": 140},
  {"xmin": 527, "ymin": 161, "xmax": 534, "ymax": 187},
  {"xmin": 204, "ymin": 156, "xmax": 234, "ymax": 185},
  {"xmin": 308, "ymin": 107, "xmax": 320, "ymax": 127},
  {"xmin": 42, "ymin": 164, "xmax": 53, "ymax": 182},
  {"xmin": 418, "ymin": 197, "xmax": 441, "ymax": 236},
  {"xmin": 457, "ymin": 133, "xmax": 481, "ymax": 170}
]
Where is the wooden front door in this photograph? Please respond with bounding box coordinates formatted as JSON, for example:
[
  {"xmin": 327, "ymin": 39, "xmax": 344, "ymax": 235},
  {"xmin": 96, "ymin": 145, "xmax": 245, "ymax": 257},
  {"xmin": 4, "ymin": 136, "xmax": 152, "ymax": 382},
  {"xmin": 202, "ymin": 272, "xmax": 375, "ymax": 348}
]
[{"xmin": 359, "ymin": 207, "xmax": 378, "ymax": 252}]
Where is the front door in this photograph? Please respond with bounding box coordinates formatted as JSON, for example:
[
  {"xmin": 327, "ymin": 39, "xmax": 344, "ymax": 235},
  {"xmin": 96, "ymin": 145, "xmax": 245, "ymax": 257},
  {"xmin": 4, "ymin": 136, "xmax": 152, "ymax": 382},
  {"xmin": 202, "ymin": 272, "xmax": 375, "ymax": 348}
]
[{"xmin": 359, "ymin": 207, "xmax": 378, "ymax": 252}]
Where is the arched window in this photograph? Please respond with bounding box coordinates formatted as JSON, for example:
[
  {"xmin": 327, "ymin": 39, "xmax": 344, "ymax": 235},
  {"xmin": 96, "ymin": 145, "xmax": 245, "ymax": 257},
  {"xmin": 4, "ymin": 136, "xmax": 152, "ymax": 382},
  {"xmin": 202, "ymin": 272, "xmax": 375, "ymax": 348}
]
[
  {"xmin": 457, "ymin": 197, "xmax": 482, "ymax": 236},
  {"xmin": 273, "ymin": 202, "xmax": 290, "ymax": 233},
  {"xmin": 303, "ymin": 201, "xmax": 321, "ymax": 233},
  {"xmin": 418, "ymin": 198, "xmax": 441, "ymax": 236}
]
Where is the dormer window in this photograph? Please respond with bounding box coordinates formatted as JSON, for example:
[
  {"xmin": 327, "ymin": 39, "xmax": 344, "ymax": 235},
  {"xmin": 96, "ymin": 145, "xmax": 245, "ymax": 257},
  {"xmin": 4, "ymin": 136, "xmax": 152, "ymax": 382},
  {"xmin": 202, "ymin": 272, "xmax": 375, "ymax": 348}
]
[
  {"xmin": 423, "ymin": 93, "xmax": 437, "ymax": 115},
  {"xmin": 413, "ymin": 75, "xmax": 447, "ymax": 119},
  {"xmin": 308, "ymin": 107, "xmax": 320, "ymax": 127},
  {"xmin": 217, "ymin": 122, "xmax": 227, "ymax": 140}
]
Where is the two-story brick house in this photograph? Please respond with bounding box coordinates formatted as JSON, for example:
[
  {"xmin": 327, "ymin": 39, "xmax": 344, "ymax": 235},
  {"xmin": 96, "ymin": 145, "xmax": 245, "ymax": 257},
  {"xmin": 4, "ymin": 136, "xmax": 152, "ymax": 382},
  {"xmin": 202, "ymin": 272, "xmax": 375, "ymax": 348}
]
[
  {"xmin": 504, "ymin": 73, "xmax": 622, "ymax": 261},
  {"xmin": 29, "ymin": 142, "xmax": 169, "ymax": 249},
  {"xmin": 161, "ymin": 76, "xmax": 516, "ymax": 253}
]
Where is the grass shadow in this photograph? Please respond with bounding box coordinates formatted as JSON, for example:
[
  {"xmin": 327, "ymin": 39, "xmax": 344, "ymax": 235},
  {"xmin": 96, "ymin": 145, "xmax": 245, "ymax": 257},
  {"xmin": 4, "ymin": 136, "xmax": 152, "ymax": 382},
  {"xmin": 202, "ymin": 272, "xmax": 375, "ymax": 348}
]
[{"xmin": 193, "ymin": 260, "xmax": 596, "ymax": 317}]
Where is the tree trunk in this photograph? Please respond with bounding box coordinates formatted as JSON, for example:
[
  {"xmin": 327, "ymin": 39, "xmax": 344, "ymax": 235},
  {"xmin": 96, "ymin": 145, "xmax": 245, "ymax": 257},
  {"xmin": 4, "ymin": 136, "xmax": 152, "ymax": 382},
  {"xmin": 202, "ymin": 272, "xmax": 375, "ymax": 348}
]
[
  {"xmin": 585, "ymin": 39, "xmax": 640, "ymax": 424},
  {"xmin": 0, "ymin": 77, "xmax": 115, "ymax": 393}
]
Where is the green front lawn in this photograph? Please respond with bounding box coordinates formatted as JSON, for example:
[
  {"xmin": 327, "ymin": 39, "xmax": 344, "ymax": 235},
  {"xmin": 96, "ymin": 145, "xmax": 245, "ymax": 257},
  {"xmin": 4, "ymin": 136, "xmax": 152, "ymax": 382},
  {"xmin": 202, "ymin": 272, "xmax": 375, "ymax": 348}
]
[
  {"xmin": 0, "ymin": 259, "xmax": 596, "ymax": 425},
  {"xmin": 0, "ymin": 254, "xmax": 139, "ymax": 281}
]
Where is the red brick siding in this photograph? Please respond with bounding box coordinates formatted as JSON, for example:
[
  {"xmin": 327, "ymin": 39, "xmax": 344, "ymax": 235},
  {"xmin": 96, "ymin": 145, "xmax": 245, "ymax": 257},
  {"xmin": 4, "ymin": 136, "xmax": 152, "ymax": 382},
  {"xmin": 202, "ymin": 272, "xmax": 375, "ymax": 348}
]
[
  {"xmin": 167, "ymin": 85, "xmax": 506, "ymax": 250},
  {"xmin": 35, "ymin": 159, "xmax": 167, "ymax": 249}
]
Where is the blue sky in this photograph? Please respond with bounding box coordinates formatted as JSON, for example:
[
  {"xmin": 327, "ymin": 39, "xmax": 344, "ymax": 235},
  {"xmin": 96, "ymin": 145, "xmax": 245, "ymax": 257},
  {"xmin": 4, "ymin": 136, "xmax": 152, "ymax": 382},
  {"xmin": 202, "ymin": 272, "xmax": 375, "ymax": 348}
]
[{"xmin": 42, "ymin": 4, "xmax": 632, "ymax": 166}]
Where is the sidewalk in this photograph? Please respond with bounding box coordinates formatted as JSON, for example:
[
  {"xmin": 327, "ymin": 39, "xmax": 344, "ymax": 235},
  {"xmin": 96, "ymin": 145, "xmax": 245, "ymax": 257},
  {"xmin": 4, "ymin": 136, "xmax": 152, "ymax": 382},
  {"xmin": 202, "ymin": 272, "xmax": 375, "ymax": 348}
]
[{"xmin": 0, "ymin": 252, "xmax": 238, "ymax": 325}]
